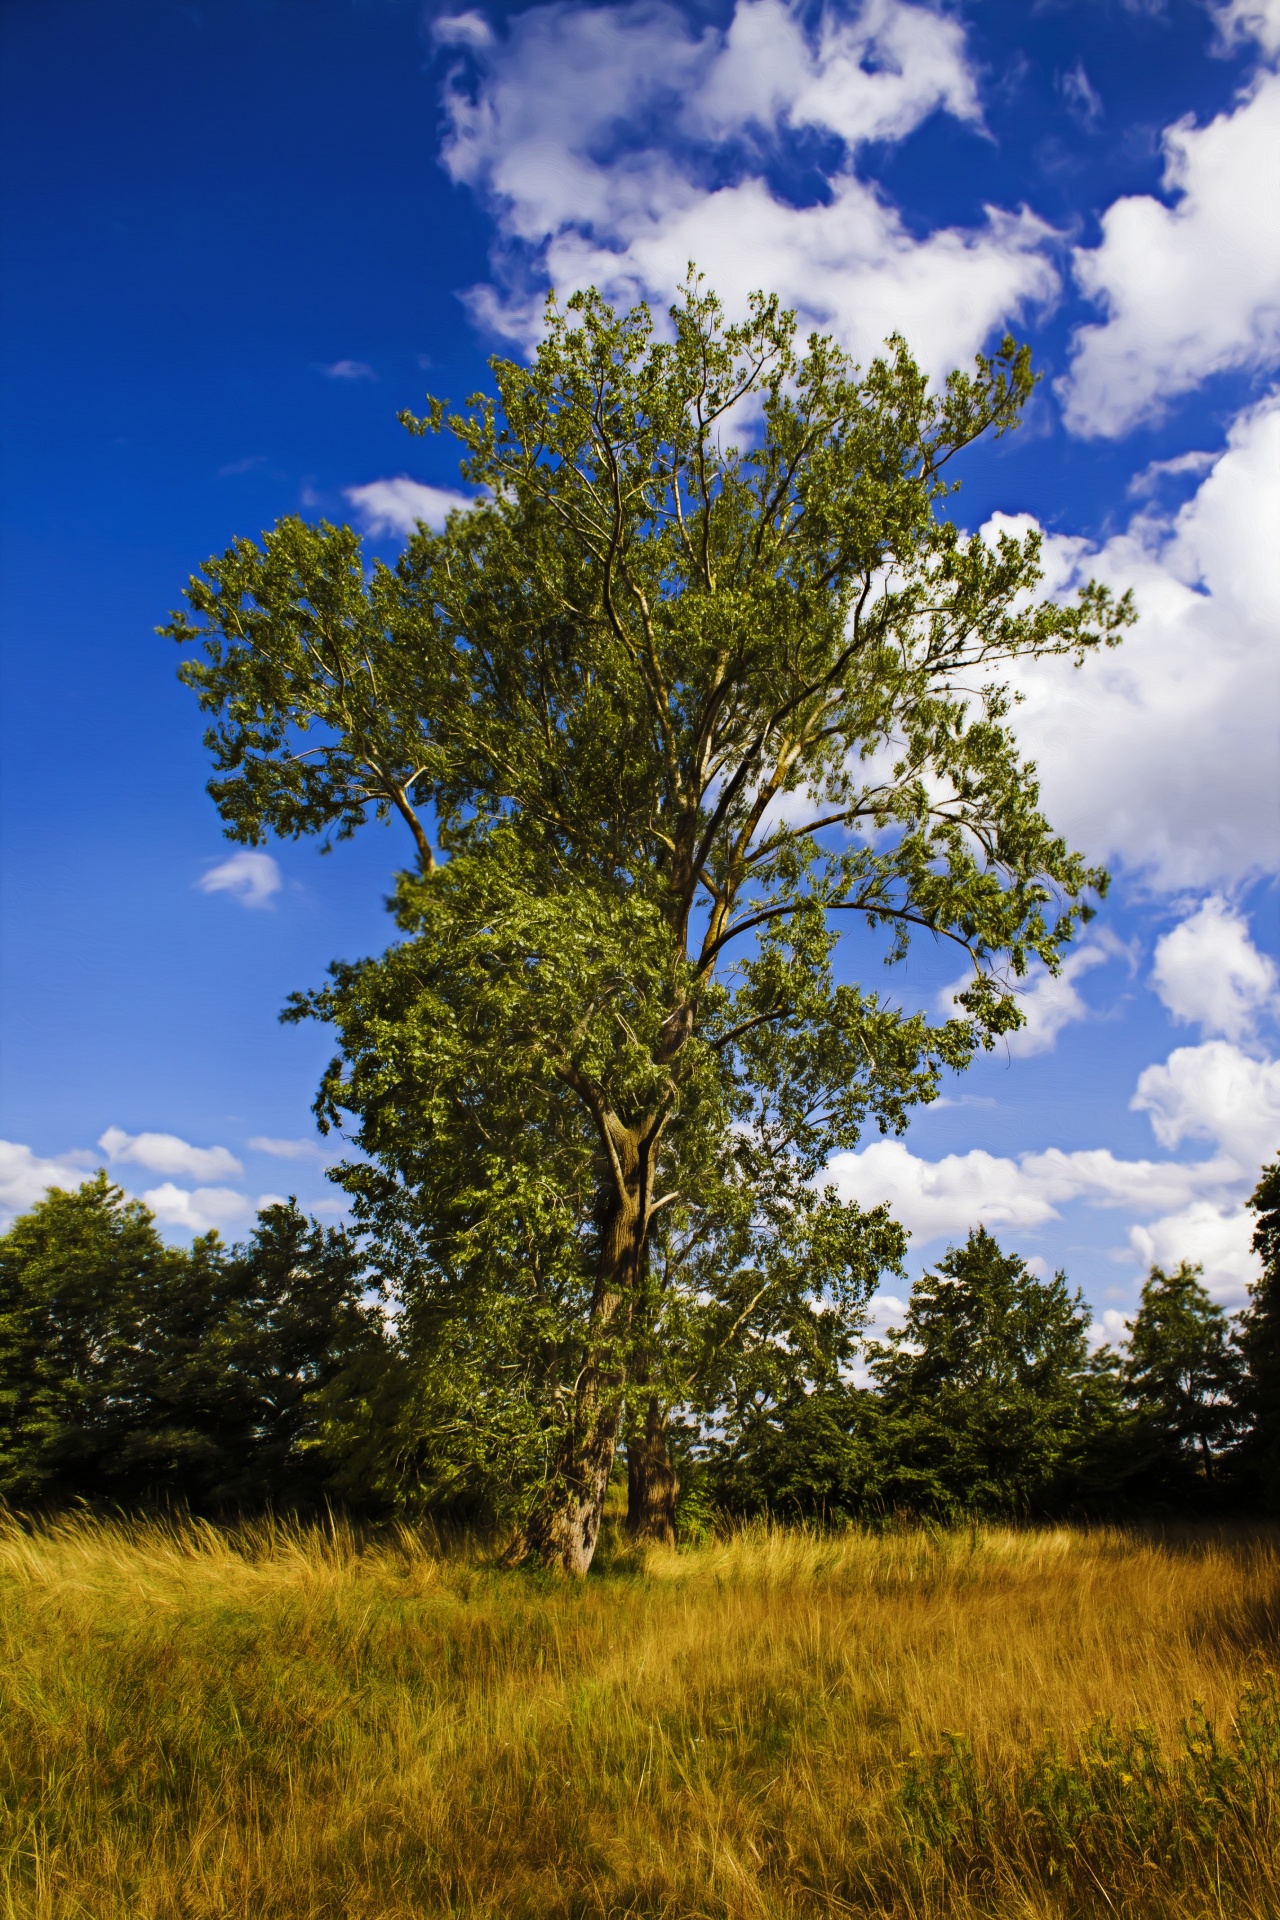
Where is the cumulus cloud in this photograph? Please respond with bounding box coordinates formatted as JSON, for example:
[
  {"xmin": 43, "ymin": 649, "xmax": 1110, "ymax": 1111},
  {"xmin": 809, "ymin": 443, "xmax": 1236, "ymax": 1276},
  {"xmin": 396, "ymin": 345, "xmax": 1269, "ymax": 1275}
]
[
  {"xmin": 0, "ymin": 1139, "xmax": 94, "ymax": 1218},
  {"xmin": 1060, "ymin": 67, "xmax": 1280, "ymax": 436},
  {"xmin": 825, "ymin": 1136, "xmax": 1243, "ymax": 1246},
  {"xmin": 1128, "ymin": 1200, "xmax": 1259, "ymax": 1304},
  {"xmin": 997, "ymin": 393, "xmax": 1280, "ymax": 891},
  {"xmin": 345, "ymin": 478, "xmax": 476, "ymax": 537},
  {"xmin": 99, "ymin": 1126, "xmax": 243, "ymax": 1183},
  {"xmin": 320, "ymin": 359, "xmax": 376, "ymax": 380},
  {"xmin": 196, "ymin": 851, "xmax": 282, "ymax": 907},
  {"xmin": 141, "ymin": 1183, "xmax": 260, "ymax": 1235},
  {"xmin": 437, "ymin": 0, "xmax": 1057, "ymax": 375},
  {"xmin": 1151, "ymin": 897, "xmax": 1278, "ymax": 1040},
  {"xmin": 1131, "ymin": 1040, "xmax": 1280, "ymax": 1171},
  {"xmin": 0, "ymin": 1138, "xmax": 284, "ymax": 1242}
]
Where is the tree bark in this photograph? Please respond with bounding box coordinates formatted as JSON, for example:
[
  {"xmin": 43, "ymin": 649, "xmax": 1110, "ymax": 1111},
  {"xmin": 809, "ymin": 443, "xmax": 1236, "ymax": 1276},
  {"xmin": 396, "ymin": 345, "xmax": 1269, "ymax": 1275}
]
[
  {"xmin": 523, "ymin": 1131, "xmax": 647, "ymax": 1574},
  {"xmin": 626, "ymin": 1393, "xmax": 679, "ymax": 1547}
]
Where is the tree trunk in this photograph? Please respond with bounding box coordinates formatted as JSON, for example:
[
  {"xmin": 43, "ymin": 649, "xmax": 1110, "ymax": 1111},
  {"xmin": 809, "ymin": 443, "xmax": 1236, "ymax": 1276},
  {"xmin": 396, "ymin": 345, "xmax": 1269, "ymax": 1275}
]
[
  {"xmin": 523, "ymin": 1131, "xmax": 647, "ymax": 1574},
  {"xmin": 627, "ymin": 1394, "xmax": 679, "ymax": 1547},
  {"xmin": 1199, "ymin": 1432, "xmax": 1215, "ymax": 1481}
]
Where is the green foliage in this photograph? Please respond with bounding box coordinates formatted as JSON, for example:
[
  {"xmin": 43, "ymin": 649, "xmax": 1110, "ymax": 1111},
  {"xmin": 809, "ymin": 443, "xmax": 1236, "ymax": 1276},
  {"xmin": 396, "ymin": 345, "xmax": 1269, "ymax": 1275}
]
[
  {"xmin": 1238, "ymin": 1157, "xmax": 1280, "ymax": 1506},
  {"xmin": 0, "ymin": 1174, "xmax": 185, "ymax": 1503},
  {"xmin": 0, "ymin": 1178, "xmax": 387, "ymax": 1512},
  {"xmin": 707, "ymin": 1382, "xmax": 885, "ymax": 1522},
  {"xmin": 1121, "ymin": 1261, "xmax": 1242, "ymax": 1489},
  {"xmin": 166, "ymin": 280, "xmax": 1132, "ymax": 1561},
  {"xmin": 706, "ymin": 1228, "xmax": 1120, "ymax": 1521},
  {"xmin": 898, "ymin": 1671, "xmax": 1280, "ymax": 1903},
  {"xmin": 866, "ymin": 1227, "xmax": 1104, "ymax": 1515}
]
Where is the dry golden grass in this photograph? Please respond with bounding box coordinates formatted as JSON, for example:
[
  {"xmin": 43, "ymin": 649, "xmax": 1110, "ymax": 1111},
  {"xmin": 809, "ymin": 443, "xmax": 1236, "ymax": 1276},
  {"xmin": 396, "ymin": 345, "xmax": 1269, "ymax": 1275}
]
[{"xmin": 1, "ymin": 1510, "xmax": 1278, "ymax": 1918}]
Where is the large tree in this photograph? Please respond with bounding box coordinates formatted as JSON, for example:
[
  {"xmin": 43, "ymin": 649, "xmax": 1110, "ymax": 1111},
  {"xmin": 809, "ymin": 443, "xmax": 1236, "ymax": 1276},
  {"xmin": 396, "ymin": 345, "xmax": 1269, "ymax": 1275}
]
[{"xmin": 166, "ymin": 282, "xmax": 1130, "ymax": 1572}]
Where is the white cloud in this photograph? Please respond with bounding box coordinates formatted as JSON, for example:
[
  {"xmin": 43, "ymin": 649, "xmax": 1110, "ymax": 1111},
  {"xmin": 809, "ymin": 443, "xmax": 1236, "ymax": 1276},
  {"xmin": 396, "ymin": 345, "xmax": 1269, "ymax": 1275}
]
[
  {"xmin": 1126, "ymin": 448, "xmax": 1217, "ymax": 498},
  {"xmin": 865, "ymin": 1289, "xmax": 909, "ymax": 1332},
  {"xmin": 1131, "ymin": 1039, "xmax": 1280, "ymax": 1172},
  {"xmin": 1128, "ymin": 1200, "xmax": 1258, "ymax": 1304},
  {"xmin": 247, "ymin": 1135, "xmax": 332, "ymax": 1162},
  {"xmin": 997, "ymin": 393, "xmax": 1280, "ymax": 891},
  {"xmin": 0, "ymin": 1140, "xmax": 95, "ymax": 1218},
  {"xmin": 196, "ymin": 851, "xmax": 282, "ymax": 908},
  {"xmin": 1151, "ymin": 897, "xmax": 1278, "ymax": 1040},
  {"xmin": 99, "ymin": 1126, "xmax": 243, "ymax": 1183},
  {"xmin": 1060, "ymin": 68, "xmax": 1280, "ymax": 436},
  {"xmin": 1089, "ymin": 1307, "xmax": 1131, "ymax": 1352},
  {"xmin": 825, "ymin": 1136, "xmax": 1243, "ymax": 1246},
  {"xmin": 320, "ymin": 359, "xmax": 375, "ymax": 380},
  {"xmin": 439, "ymin": 0, "xmax": 1057, "ymax": 376},
  {"xmin": 0, "ymin": 1140, "xmax": 283, "ymax": 1242},
  {"xmin": 1214, "ymin": 0, "xmax": 1280, "ymax": 58},
  {"xmin": 941, "ymin": 942, "xmax": 1113, "ymax": 1058},
  {"xmin": 141, "ymin": 1183, "xmax": 258, "ymax": 1235},
  {"xmin": 1060, "ymin": 62, "xmax": 1102, "ymax": 130},
  {"xmin": 345, "ymin": 478, "xmax": 475, "ymax": 537}
]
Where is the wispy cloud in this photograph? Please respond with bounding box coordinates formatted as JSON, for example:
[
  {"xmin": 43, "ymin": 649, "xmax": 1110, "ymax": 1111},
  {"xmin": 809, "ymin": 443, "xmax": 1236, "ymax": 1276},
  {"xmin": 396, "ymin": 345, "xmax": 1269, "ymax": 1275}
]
[
  {"xmin": 1126, "ymin": 449, "xmax": 1217, "ymax": 497},
  {"xmin": 319, "ymin": 358, "xmax": 376, "ymax": 380},
  {"xmin": 196, "ymin": 851, "xmax": 282, "ymax": 908},
  {"xmin": 247, "ymin": 1135, "xmax": 332, "ymax": 1163},
  {"xmin": 940, "ymin": 942, "xmax": 1120, "ymax": 1059},
  {"xmin": 1059, "ymin": 61, "xmax": 1102, "ymax": 129}
]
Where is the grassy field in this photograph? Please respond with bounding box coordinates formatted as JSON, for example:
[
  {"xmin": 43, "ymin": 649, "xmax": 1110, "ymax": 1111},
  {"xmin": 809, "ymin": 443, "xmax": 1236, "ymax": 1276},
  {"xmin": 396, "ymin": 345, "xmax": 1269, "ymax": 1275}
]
[{"xmin": 1, "ymin": 1512, "xmax": 1278, "ymax": 1918}]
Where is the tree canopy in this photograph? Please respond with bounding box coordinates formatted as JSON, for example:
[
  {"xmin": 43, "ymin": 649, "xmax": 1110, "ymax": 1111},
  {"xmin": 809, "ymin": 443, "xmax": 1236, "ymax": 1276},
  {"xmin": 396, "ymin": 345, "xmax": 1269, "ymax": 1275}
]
[
  {"xmin": 865, "ymin": 1226, "xmax": 1101, "ymax": 1515},
  {"xmin": 0, "ymin": 1177, "xmax": 382, "ymax": 1511},
  {"xmin": 1121, "ymin": 1262, "xmax": 1242, "ymax": 1484},
  {"xmin": 165, "ymin": 281, "xmax": 1132, "ymax": 1570}
]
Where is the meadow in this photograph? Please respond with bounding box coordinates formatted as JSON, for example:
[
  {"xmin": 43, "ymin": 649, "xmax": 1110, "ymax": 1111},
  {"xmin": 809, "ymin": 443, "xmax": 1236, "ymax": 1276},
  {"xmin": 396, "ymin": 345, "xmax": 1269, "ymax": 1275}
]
[{"xmin": 1, "ymin": 1512, "xmax": 1277, "ymax": 1919}]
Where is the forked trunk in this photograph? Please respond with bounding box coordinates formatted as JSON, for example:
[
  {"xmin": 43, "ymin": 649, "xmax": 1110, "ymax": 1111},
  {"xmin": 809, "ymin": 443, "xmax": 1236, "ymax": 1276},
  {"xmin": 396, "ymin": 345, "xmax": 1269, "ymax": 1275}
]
[
  {"xmin": 523, "ymin": 1136, "xmax": 647, "ymax": 1575},
  {"xmin": 626, "ymin": 1394, "xmax": 679, "ymax": 1547}
]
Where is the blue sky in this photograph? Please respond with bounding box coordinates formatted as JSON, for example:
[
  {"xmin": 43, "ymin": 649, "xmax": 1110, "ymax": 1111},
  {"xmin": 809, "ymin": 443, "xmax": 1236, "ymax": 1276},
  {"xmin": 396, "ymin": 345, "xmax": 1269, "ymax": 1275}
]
[{"xmin": 1, "ymin": 0, "xmax": 1277, "ymax": 1342}]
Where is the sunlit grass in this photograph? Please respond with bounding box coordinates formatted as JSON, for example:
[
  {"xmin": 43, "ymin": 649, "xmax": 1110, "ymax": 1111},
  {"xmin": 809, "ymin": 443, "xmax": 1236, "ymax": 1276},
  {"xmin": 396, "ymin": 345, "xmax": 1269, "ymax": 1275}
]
[{"xmin": 1, "ymin": 1510, "xmax": 1277, "ymax": 1916}]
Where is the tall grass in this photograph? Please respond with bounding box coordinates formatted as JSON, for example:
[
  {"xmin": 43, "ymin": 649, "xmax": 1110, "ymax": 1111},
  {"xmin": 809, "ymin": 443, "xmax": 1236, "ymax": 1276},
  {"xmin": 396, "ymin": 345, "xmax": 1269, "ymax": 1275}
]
[{"xmin": 1, "ymin": 1510, "xmax": 1277, "ymax": 1917}]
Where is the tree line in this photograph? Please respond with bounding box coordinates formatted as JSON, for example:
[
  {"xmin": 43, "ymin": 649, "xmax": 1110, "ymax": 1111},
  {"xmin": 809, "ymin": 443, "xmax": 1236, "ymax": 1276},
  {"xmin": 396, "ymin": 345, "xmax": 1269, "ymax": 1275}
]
[{"xmin": 3, "ymin": 1161, "xmax": 1277, "ymax": 1526}]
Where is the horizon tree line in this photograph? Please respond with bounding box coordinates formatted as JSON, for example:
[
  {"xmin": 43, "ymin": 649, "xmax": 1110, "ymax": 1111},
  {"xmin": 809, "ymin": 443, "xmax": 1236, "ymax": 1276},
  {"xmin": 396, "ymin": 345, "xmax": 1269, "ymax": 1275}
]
[{"xmin": 1, "ymin": 1158, "xmax": 1276, "ymax": 1528}]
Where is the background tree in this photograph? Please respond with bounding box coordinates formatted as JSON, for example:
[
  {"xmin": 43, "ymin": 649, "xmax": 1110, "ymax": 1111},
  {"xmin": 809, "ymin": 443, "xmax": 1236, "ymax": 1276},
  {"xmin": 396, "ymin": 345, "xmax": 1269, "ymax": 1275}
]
[
  {"xmin": 1237, "ymin": 1157, "xmax": 1280, "ymax": 1506},
  {"xmin": 167, "ymin": 280, "xmax": 1131, "ymax": 1572},
  {"xmin": 1121, "ymin": 1262, "xmax": 1242, "ymax": 1488},
  {"xmin": 0, "ymin": 1174, "xmax": 182, "ymax": 1504},
  {"xmin": 120, "ymin": 1199, "xmax": 387, "ymax": 1510},
  {"xmin": 0, "ymin": 1179, "xmax": 385, "ymax": 1511},
  {"xmin": 863, "ymin": 1227, "xmax": 1101, "ymax": 1515}
]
